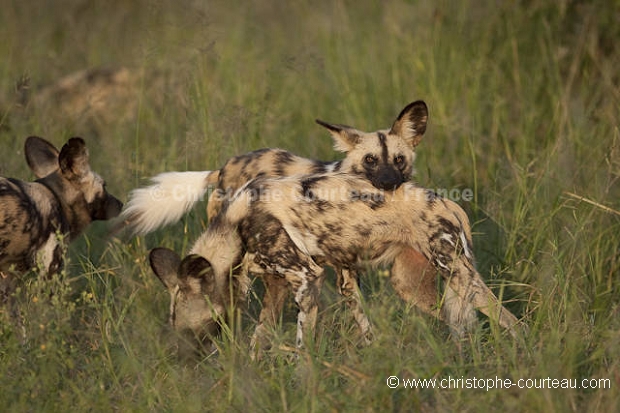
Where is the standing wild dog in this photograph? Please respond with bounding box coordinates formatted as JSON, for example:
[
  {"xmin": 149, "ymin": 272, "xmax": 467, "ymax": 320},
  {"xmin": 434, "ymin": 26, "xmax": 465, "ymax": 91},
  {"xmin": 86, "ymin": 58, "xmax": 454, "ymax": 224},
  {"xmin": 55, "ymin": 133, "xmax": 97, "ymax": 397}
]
[
  {"xmin": 0, "ymin": 136, "xmax": 123, "ymax": 285},
  {"xmin": 149, "ymin": 173, "xmax": 523, "ymax": 353},
  {"xmin": 122, "ymin": 100, "xmax": 437, "ymax": 343},
  {"xmin": 119, "ymin": 100, "xmax": 429, "ymax": 234}
]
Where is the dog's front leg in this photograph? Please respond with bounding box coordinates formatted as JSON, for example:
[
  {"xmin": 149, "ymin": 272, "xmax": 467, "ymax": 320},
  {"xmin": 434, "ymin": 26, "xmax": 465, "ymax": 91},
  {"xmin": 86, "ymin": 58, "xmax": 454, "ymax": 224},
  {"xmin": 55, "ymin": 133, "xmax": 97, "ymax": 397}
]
[
  {"xmin": 337, "ymin": 268, "xmax": 373, "ymax": 345},
  {"xmin": 250, "ymin": 273, "xmax": 289, "ymax": 357},
  {"xmin": 287, "ymin": 262, "xmax": 324, "ymax": 349}
]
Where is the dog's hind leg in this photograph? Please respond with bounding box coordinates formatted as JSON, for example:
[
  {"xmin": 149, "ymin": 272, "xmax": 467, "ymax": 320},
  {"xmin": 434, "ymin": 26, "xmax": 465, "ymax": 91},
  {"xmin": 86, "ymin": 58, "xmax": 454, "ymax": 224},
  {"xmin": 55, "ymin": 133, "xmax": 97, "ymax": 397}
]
[
  {"xmin": 390, "ymin": 249, "xmax": 484, "ymax": 339},
  {"xmin": 390, "ymin": 248, "xmax": 442, "ymax": 319},
  {"xmin": 446, "ymin": 261, "xmax": 521, "ymax": 338},
  {"xmin": 441, "ymin": 284, "xmax": 478, "ymax": 339}
]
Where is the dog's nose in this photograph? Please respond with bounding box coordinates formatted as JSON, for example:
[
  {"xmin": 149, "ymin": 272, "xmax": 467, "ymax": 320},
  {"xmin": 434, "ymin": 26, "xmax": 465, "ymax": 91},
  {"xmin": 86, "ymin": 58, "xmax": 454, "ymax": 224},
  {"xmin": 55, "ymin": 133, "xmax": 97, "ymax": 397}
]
[
  {"xmin": 105, "ymin": 196, "xmax": 123, "ymax": 219},
  {"xmin": 373, "ymin": 169, "xmax": 404, "ymax": 191}
]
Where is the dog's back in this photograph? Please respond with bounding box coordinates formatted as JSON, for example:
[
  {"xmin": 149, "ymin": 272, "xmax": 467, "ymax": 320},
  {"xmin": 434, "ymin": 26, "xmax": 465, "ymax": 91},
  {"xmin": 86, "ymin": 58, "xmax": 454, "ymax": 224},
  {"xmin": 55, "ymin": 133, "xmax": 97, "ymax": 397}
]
[
  {"xmin": 216, "ymin": 148, "xmax": 335, "ymax": 193},
  {"xmin": 0, "ymin": 136, "xmax": 122, "ymax": 277},
  {"xmin": 0, "ymin": 177, "xmax": 64, "ymax": 273},
  {"xmin": 120, "ymin": 100, "xmax": 429, "ymax": 235},
  {"xmin": 222, "ymin": 173, "xmax": 521, "ymax": 336}
]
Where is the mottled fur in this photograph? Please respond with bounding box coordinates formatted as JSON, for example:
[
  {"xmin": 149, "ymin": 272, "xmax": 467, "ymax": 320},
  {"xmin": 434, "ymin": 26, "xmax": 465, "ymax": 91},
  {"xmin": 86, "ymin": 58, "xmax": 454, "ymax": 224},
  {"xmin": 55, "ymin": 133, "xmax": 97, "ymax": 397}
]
[
  {"xmin": 150, "ymin": 173, "xmax": 523, "ymax": 354},
  {"xmin": 127, "ymin": 101, "xmax": 434, "ymax": 344},
  {"xmin": 120, "ymin": 100, "xmax": 429, "ymax": 234},
  {"xmin": 0, "ymin": 136, "xmax": 122, "ymax": 281}
]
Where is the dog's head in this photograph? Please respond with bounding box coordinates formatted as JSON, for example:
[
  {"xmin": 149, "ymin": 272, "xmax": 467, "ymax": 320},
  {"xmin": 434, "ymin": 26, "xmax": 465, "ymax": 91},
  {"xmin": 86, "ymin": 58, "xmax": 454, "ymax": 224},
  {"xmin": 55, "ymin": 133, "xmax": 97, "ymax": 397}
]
[
  {"xmin": 316, "ymin": 100, "xmax": 428, "ymax": 190},
  {"xmin": 149, "ymin": 247, "xmax": 225, "ymax": 355},
  {"xmin": 25, "ymin": 136, "xmax": 123, "ymax": 225}
]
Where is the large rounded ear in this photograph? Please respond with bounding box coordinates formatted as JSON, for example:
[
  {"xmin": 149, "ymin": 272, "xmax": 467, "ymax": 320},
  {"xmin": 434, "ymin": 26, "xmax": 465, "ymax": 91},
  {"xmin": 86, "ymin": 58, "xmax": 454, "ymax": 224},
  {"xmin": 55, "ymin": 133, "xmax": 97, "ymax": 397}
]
[
  {"xmin": 315, "ymin": 119, "xmax": 363, "ymax": 153},
  {"xmin": 25, "ymin": 136, "xmax": 60, "ymax": 178},
  {"xmin": 389, "ymin": 100, "xmax": 428, "ymax": 148},
  {"xmin": 149, "ymin": 247, "xmax": 182, "ymax": 290},
  {"xmin": 179, "ymin": 254, "xmax": 214, "ymax": 282},
  {"xmin": 58, "ymin": 137, "xmax": 91, "ymax": 178}
]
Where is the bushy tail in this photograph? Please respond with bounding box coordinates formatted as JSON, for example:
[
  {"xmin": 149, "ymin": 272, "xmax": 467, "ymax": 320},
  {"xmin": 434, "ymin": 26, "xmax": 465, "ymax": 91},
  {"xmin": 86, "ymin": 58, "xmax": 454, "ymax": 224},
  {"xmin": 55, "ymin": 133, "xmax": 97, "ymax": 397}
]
[{"xmin": 118, "ymin": 170, "xmax": 219, "ymax": 235}]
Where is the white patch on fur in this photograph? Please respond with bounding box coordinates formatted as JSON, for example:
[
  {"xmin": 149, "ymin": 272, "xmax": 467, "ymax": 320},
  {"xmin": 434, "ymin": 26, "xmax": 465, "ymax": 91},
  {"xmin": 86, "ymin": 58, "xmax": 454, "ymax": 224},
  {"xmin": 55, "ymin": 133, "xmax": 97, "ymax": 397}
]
[
  {"xmin": 294, "ymin": 271, "xmax": 309, "ymax": 347},
  {"xmin": 440, "ymin": 233, "xmax": 455, "ymax": 246},
  {"xmin": 296, "ymin": 310, "xmax": 306, "ymax": 347},
  {"xmin": 324, "ymin": 162, "xmax": 339, "ymax": 173},
  {"xmin": 37, "ymin": 233, "xmax": 58, "ymax": 273},
  {"xmin": 460, "ymin": 231, "xmax": 472, "ymax": 259},
  {"xmin": 121, "ymin": 171, "xmax": 214, "ymax": 235},
  {"xmin": 283, "ymin": 224, "xmax": 321, "ymax": 257},
  {"xmin": 169, "ymin": 285, "xmax": 180, "ymax": 327},
  {"xmin": 82, "ymin": 173, "xmax": 104, "ymax": 203},
  {"xmin": 435, "ymin": 258, "xmax": 449, "ymax": 270}
]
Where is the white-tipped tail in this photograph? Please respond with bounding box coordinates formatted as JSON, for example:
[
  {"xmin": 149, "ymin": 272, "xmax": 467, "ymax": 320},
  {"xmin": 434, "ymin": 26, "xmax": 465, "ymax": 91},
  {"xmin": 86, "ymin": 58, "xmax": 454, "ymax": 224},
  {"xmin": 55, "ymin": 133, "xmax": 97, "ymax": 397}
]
[{"xmin": 120, "ymin": 171, "xmax": 217, "ymax": 235}]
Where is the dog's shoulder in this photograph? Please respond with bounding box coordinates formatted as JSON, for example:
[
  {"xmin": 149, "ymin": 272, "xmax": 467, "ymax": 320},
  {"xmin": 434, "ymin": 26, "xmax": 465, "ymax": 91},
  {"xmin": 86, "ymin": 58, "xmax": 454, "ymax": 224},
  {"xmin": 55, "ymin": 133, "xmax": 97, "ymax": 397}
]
[{"xmin": 0, "ymin": 176, "xmax": 62, "ymax": 236}]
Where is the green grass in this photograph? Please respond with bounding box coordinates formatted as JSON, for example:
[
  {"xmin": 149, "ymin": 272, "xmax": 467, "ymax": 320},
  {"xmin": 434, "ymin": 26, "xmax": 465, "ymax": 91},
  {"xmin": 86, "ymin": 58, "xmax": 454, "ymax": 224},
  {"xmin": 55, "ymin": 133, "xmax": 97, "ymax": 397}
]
[{"xmin": 1, "ymin": 0, "xmax": 619, "ymax": 411}]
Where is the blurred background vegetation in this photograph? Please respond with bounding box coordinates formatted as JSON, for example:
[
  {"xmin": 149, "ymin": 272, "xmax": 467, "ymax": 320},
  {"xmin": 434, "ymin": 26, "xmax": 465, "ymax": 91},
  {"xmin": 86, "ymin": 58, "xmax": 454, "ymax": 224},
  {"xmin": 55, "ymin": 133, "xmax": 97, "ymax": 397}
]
[{"xmin": 0, "ymin": 0, "xmax": 619, "ymax": 411}]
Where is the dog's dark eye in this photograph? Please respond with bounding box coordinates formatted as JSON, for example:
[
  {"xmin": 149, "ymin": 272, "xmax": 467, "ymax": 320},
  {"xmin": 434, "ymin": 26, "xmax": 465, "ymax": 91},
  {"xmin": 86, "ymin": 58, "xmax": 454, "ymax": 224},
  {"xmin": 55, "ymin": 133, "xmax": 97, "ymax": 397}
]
[
  {"xmin": 394, "ymin": 155, "xmax": 404, "ymax": 165},
  {"xmin": 364, "ymin": 155, "xmax": 377, "ymax": 165}
]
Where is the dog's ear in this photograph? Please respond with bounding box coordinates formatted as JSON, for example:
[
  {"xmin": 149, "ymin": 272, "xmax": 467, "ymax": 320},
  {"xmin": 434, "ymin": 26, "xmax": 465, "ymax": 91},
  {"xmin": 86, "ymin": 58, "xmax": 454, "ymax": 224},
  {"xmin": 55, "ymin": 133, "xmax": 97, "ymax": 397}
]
[
  {"xmin": 389, "ymin": 100, "xmax": 428, "ymax": 148},
  {"xmin": 25, "ymin": 136, "xmax": 60, "ymax": 178},
  {"xmin": 179, "ymin": 254, "xmax": 214, "ymax": 281},
  {"xmin": 315, "ymin": 119, "xmax": 363, "ymax": 153},
  {"xmin": 58, "ymin": 137, "xmax": 91, "ymax": 179},
  {"xmin": 149, "ymin": 247, "xmax": 182, "ymax": 290},
  {"xmin": 179, "ymin": 254, "xmax": 215, "ymax": 295}
]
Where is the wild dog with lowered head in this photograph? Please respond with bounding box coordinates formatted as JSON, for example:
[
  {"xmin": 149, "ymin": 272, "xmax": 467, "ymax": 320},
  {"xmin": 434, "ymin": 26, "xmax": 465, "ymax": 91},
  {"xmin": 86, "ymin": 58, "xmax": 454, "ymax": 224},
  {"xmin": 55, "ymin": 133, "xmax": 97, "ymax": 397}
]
[
  {"xmin": 0, "ymin": 136, "xmax": 123, "ymax": 280},
  {"xmin": 149, "ymin": 172, "xmax": 524, "ymax": 353},
  {"xmin": 123, "ymin": 101, "xmax": 434, "ymax": 343}
]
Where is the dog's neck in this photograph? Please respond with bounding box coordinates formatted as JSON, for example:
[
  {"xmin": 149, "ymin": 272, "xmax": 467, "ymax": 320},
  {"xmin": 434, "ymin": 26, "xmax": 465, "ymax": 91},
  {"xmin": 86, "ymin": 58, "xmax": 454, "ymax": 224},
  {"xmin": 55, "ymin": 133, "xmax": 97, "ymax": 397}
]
[{"xmin": 34, "ymin": 174, "xmax": 87, "ymax": 240}]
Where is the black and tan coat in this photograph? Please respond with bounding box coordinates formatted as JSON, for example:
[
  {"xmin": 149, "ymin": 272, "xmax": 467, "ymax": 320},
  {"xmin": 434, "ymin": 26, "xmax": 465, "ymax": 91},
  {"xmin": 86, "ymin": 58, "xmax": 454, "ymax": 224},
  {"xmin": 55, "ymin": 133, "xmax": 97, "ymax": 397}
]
[
  {"xmin": 151, "ymin": 173, "xmax": 523, "ymax": 354},
  {"xmin": 127, "ymin": 100, "xmax": 435, "ymax": 346},
  {"xmin": 0, "ymin": 136, "xmax": 122, "ymax": 279}
]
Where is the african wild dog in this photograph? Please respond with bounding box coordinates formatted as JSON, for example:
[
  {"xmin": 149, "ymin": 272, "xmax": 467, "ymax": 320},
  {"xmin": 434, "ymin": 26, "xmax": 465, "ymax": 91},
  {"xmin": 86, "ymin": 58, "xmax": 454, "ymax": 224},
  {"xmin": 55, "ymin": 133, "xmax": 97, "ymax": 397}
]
[
  {"xmin": 149, "ymin": 172, "xmax": 524, "ymax": 354},
  {"xmin": 122, "ymin": 100, "xmax": 435, "ymax": 343},
  {"xmin": 0, "ymin": 136, "xmax": 122, "ymax": 285},
  {"xmin": 119, "ymin": 100, "xmax": 429, "ymax": 234}
]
